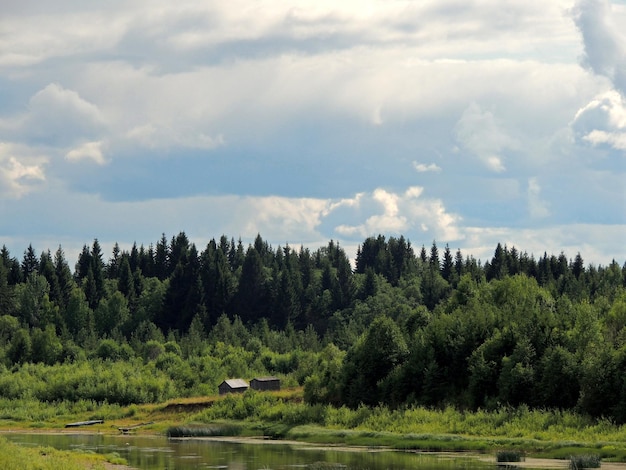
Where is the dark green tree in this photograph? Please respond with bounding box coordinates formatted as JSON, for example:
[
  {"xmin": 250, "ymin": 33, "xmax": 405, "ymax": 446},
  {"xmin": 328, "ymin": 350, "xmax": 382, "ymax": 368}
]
[
  {"xmin": 54, "ymin": 246, "xmax": 74, "ymax": 312},
  {"xmin": 232, "ymin": 247, "xmax": 270, "ymax": 324},
  {"xmin": 441, "ymin": 244, "xmax": 455, "ymax": 283},
  {"xmin": 340, "ymin": 315, "xmax": 408, "ymax": 407},
  {"xmin": 21, "ymin": 243, "xmax": 39, "ymax": 278}
]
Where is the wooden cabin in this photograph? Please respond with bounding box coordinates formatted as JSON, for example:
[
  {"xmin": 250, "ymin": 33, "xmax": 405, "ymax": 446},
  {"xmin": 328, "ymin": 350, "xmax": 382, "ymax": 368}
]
[
  {"xmin": 218, "ymin": 378, "xmax": 249, "ymax": 395},
  {"xmin": 250, "ymin": 376, "xmax": 280, "ymax": 392}
]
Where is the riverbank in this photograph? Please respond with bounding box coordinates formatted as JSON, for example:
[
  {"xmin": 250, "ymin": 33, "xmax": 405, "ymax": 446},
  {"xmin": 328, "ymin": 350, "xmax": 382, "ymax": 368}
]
[{"xmin": 2, "ymin": 391, "xmax": 626, "ymax": 465}]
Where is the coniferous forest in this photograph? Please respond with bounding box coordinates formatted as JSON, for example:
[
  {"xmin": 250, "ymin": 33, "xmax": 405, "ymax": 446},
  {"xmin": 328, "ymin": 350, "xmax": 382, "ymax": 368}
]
[{"xmin": 1, "ymin": 232, "xmax": 626, "ymax": 422}]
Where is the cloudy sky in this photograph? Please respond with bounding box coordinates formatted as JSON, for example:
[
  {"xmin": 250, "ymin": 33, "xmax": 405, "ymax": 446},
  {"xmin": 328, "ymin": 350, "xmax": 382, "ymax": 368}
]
[{"xmin": 1, "ymin": 0, "xmax": 625, "ymax": 267}]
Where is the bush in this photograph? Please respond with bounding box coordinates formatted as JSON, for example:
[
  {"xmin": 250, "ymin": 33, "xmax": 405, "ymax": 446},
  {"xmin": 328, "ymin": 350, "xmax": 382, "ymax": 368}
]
[
  {"xmin": 570, "ymin": 455, "xmax": 601, "ymax": 470},
  {"xmin": 496, "ymin": 450, "xmax": 525, "ymax": 462}
]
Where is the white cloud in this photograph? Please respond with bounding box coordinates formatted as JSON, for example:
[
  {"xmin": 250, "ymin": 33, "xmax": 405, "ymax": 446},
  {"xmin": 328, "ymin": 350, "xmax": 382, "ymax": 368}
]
[
  {"xmin": 584, "ymin": 129, "xmax": 626, "ymax": 149},
  {"xmin": 572, "ymin": 90, "xmax": 626, "ymax": 150},
  {"xmin": 0, "ymin": 0, "xmax": 623, "ymax": 273},
  {"xmin": 235, "ymin": 196, "xmax": 330, "ymax": 240},
  {"xmin": 334, "ymin": 186, "xmax": 462, "ymax": 241},
  {"xmin": 573, "ymin": 0, "xmax": 626, "ymax": 94},
  {"xmin": 413, "ymin": 161, "xmax": 442, "ymax": 173},
  {"xmin": 0, "ymin": 83, "xmax": 106, "ymax": 148},
  {"xmin": 1, "ymin": 178, "xmax": 622, "ymax": 270},
  {"xmin": 454, "ymin": 103, "xmax": 519, "ymax": 172},
  {"xmin": 66, "ymin": 141, "xmax": 107, "ymax": 165},
  {"xmin": 527, "ymin": 177, "xmax": 550, "ymax": 219},
  {"xmin": 0, "ymin": 143, "xmax": 46, "ymax": 198}
]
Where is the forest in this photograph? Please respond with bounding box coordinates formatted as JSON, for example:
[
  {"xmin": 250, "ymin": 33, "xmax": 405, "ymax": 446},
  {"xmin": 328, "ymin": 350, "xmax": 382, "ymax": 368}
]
[{"xmin": 1, "ymin": 232, "xmax": 626, "ymax": 422}]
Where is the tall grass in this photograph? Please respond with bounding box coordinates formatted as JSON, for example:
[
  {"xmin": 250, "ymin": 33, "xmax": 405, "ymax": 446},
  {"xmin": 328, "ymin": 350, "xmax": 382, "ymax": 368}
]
[
  {"xmin": 166, "ymin": 423, "xmax": 242, "ymax": 438},
  {"xmin": 0, "ymin": 435, "xmax": 125, "ymax": 470},
  {"xmin": 569, "ymin": 454, "xmax": 601, "ymax": 469},
  {"xmin": 190, "ymin": 393, "xmax": 626, "ymax": 452}
]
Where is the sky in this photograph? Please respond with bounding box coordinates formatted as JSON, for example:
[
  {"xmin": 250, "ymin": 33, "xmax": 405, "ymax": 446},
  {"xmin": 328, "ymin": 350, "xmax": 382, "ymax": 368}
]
[{"xmin": 0, "ymin": 0, "xmax": 625, "ymax": 269}]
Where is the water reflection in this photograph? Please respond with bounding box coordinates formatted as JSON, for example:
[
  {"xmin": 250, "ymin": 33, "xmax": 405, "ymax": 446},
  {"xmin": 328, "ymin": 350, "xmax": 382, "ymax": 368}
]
[{"xmin": 4, "ymin": 433, "xmax": 498, "ymax": 470}]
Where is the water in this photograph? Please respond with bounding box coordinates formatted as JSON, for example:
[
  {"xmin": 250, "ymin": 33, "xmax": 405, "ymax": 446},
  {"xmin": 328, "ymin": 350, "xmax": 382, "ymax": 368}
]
[{"xmin": 3, "ymin": 433, "xmax": 499, "ymax": 470}]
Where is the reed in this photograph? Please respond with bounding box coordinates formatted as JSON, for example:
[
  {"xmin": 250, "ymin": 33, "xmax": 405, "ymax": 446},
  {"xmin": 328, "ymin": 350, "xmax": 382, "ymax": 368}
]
[
  {"xmin": 166, "ymin": 423, "xmax": 242, "ymax": 438},
  {"xmin": 496, "ymin": 450, "xmax": 525, "ymax": 462},
  {"xmin": 569, "ymin": 455, "xmax": 601, "ymax": 470}
]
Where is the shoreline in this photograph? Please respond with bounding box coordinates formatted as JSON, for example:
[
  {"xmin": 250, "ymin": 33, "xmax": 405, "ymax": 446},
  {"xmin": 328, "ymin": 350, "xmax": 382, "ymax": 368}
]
[{"xmin": 5, "ymin": 430, "xmax": 626, "ymax": 470}]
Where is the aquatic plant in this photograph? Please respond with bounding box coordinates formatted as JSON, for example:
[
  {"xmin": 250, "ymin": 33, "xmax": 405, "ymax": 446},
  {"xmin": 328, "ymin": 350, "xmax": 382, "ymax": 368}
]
[
  {"xmin": 496, "ymin": 450, "xmax": 525, "ymax": 462},
  {"xmin": 569, "ymin": 454, "xmax": 601, "ymax": 470}
]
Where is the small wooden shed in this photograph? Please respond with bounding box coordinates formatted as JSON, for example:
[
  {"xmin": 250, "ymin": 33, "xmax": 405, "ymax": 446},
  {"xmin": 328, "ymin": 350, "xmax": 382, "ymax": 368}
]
[
  {"xmin": 218, "ymin": 378, "xmax": 249, "ymax": 395},
  {"xmin": 250, "ymin": 376, "xmax": 280, "ymax": 392}
]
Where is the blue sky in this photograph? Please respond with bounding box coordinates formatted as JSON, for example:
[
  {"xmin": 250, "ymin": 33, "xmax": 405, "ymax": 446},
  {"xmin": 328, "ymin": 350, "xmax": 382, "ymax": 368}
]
[{"xmin": 1, "ymin": 0, "xmax": 625, "ymax": 267}]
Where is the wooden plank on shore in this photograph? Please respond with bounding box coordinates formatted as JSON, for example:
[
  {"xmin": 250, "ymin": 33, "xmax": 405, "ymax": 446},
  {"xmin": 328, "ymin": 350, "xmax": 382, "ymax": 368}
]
[{"xmin": 64, "ymin": 420, "xmax": 104, "ymax": 428}]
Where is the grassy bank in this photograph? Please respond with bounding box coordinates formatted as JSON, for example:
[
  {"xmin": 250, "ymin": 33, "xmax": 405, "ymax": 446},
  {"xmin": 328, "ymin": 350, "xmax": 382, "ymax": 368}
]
[
  {"xmin": 0, "ymin": 434, "xmax": 127, "ymax": 469},
  {"xmin": 2, "ymin": 389, "xmax": 626, "ymax": 462}
]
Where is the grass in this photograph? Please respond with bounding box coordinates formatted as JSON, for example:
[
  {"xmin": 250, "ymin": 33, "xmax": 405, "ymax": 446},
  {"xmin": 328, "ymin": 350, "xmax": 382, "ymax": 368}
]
[
  {"xmin": 0, "ymin": 435, "xmax": 127, "ymax": 470},
  {"xmin": 166, "ymin": 423, "xmax": 243, "ymax": 437},
  {"xmin": 2, "ymin": 390, "xmax": 626, "ymax": 462}
]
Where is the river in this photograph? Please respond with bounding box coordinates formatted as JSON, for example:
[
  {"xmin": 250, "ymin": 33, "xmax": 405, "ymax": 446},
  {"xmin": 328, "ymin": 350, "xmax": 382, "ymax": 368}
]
[{"xmin": 2, "ymin": 433, "xmax": 507, "ymax": 470}]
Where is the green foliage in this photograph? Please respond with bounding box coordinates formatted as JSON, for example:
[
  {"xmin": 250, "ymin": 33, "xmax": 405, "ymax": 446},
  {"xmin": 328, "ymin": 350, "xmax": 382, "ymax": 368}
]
[
  {"xmin": 338, "ymin": 316, "xmax": 408, "ymax": 407},
  {"xmin": 1, "ymin": 233, "xmax": 626, "ymax": 423},
  {"xmin": 496, "ymin": 450, "xmax": 525, "ymax": 462},
  {"xmin": 0, "ymin": 435, "xmax": 114, "ymax": 470},
  {"xmin": 166, "ymin": 423, "xmax": 242, "ymax": 437},
  {"xmin": 570, "ymin": 454, "xmax": 601, "ymax": 469}
]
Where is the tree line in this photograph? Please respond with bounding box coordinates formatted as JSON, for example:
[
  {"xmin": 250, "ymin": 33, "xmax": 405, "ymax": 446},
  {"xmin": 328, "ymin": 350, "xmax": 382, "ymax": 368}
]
[{"xmin": 1, "ymin": 233, "xmax": 625, "ymax": 420}]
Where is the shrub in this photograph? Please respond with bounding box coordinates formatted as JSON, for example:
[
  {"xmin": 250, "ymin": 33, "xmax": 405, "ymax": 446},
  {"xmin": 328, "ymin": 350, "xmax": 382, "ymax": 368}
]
[
  {"xmin": 496, "ymin": 450, "xmax": 525, "ymax": 462},
  {"xmin": 569, "ymin": 455, "xmax": 601, "ymax": 470},
  {"xmin": 166, "ymin": 424, "xmax": 242, "ymax": 438}
]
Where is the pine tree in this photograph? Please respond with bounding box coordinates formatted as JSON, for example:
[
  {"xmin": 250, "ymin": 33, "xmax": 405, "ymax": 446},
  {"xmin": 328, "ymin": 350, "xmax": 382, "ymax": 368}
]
[
  {"xmin": 90, "ymin": 239, "xmax": 106, "ymax": 308},
  {"xmin": 441, "ymin": 244, "xmax": 454, "ymax": 283},
  {"xmin": 22, "ymin": 244, "xmax": 39, "ymax": 278},
  {"xmin": 140, "ymin": 243, "xmax": 155, "ymax": 277},
  {"xmin": 75, "ymin": 245, "xmax": 92, "ymax": 281},
  {"xmin": 454, "ymin": 249, "xmax": 464, "ymax": 278},
  {"xmin": 572, "ymin": 253, "xmax": 585, "ymax": 280},
  {"xmin": 233, "ymin": 247, "xmax": 269, "ymax": 324},
  {"xmin": 487, "ymin": 243, "xmax": 508, "ymax": 281},
  {"xmin": 0, "ymin": 257, "xmax": 15, "ymax": 315},
  {"xmin": 39, "ymin": 250, "xmax": 61, "ymax": 308},
  {"xmin": 129, "ymin": 242, "xmax": 140, "ymax": 272},
  {"xmin": 154, "ymin": 233, "xmax": 169, "ymax": 280},
  {"xmin": 429, "ymin": 241, "xmax": 440, "ymax": 271},
  {"xmin": 54, "ymin": 246, "xmax": 74, "ymax": 312},
  {"xmin": 108, "ymin": 242, "xmax": 121, "ymax": 279},
  {"xmin": 118, "ymin": 256, "xmax": 136, "ymax": 302},
  {"xmin": 1, "ymin": 246, "xmax": 22, "ymax": 285}
]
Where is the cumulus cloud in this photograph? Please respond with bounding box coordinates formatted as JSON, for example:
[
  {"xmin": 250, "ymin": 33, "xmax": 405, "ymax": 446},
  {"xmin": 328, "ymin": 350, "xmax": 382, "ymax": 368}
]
[
  {"xmin": 334, "ymin": 186, "xmax": 462, "ymax": 241},
  {"xmin": 573, "ymin": 0, "xmax": 626, "ymax": 94},
  {"xmin": 571, "ymin": 89, "xmax": 626, "ymax": 150},
  {"xmin": 0, "ymin": 83, "xmax": 106, "ymax": 147},
  {"xmin": 0, "ymin": 143, "xmax": 46, "ymax": 198},
  {"xmin": 0, "ymin": 0, "xmax": 622, "ymax": 271},
  {"xmin": 66, "ymin": 141, "xmax": 107, "ymax": 165},
  {"xmin": 454, "ymin": 103, "xmax": 518, "ymax": 172},
  {"xmin": 413, "ymin": 161, "xmax": 442, "ymax": 173},
  {"xmin": 571, "ymin": 0, "xmax": 626, "ymax": 153}
]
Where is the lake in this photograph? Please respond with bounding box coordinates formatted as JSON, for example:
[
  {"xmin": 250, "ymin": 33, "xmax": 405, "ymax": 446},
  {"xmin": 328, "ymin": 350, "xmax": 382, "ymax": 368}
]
[{"xmin": 3, "ymin": 433, "xmax": 509, "ymax": 470}]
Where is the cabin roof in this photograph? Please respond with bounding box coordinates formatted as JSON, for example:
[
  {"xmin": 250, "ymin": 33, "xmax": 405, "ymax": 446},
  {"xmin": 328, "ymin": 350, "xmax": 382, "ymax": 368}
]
[
  {"xmin": 221, "ymin": 379, "xmax": 249, "ymax": 389},
  {"xmin": 252, "ymin": 376, "xmax": 280, "ymax": 382}
]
